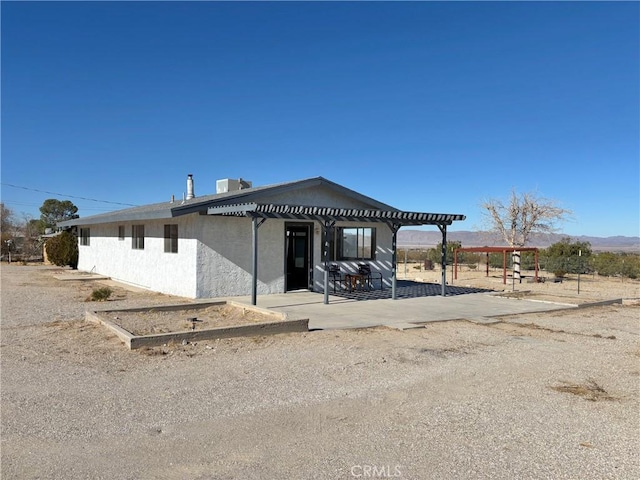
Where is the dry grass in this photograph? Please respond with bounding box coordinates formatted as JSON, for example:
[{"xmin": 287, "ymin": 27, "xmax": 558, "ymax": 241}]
[
  {"xmin": 492, "ymin": 321, "xmax": 617, "ymax": 340},
  {"xmin": 550, "ymin": 379, "xmax": 619, "ymax": 402}
]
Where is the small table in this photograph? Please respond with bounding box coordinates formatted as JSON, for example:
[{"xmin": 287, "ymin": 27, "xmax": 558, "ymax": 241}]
[{"xmin": 345, "ymin": 273, "xmax": 369, "ymax": 292}]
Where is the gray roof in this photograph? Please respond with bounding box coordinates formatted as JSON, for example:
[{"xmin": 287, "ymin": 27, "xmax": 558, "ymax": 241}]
[{"xmin": 57, "ymin": 177, "xmax": 398, "ymax": 227}]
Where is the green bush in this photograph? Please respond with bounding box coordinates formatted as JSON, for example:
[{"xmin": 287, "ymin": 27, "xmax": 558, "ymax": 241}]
[
  {"xmin": 45, "ymin": 231, "xmax": 78, "ymax": 269},
  {"xmin": 593, "ymin": 252, "xmax": 640, "ymax": 279},
  {"xmin": 88, "ymin": 287, "xmax": 112, "ymax": 302}
]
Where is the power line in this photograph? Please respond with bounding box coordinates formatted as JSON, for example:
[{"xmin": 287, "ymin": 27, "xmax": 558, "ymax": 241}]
[
  {"xmin": 1, "ymin": 183, "xmax": 138, "ymax": 207},
  {"xmin": 2, "ymin": 200, "xmax": 115, "ymax": 212}
]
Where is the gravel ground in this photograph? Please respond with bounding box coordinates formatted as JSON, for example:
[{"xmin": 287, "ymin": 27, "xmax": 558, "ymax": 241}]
[
  {"xmin": 400, "ymin": 263, "xmax": 640, "ymax": 305},
  {"xmin": 1, "ymin": 264, "xmax": 639, "ymax": 479}
]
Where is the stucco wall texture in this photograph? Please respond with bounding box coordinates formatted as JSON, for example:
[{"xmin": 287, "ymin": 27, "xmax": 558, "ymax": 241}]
[{"xmin": 76, "ymin": 185, "xmax": 396, "ymax": 299}]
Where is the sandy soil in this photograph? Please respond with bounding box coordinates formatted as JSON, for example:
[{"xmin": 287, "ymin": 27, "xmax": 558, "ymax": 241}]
[
  {"xmin": 398, "ymin": 262, "xmax": 640, "ymax": 305},
  {"xmin": 1, "ymin": 264, "xmax": 639, "ymax": 479},
  {"xmin": 109, "ymin": 304, "xmax": 278, "ymax": 336}
]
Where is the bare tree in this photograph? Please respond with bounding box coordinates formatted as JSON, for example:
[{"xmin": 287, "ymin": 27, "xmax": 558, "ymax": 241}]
[
  {"xmin": 20, "ymin": 214, "xmax": 44, "ymax": 262},
  {"xmin": 1, "ymin": 203, "xmax": 18, "ymax": 258},
  {"xmin": 481, "ymin": 190, "xmax": 571, "ymax": 247},
  {"xmin": 481, "ymin": 190, "xmax": 572, "ymax": 280}
]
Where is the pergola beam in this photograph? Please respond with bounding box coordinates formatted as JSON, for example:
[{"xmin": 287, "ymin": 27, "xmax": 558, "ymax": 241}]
[{"xmin": 208, "ymin": 203, "xmax": 464, "ymax": 226}]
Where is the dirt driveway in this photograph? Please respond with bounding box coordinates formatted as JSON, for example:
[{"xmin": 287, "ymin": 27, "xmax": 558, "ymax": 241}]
[{"xmin": 1, "ymin": 265, "xmax": 639, "ymax": 479}]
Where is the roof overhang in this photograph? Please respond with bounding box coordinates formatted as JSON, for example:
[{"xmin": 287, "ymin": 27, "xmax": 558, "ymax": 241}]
[{"xmin": 207, "ymin": 203, "xmax": 465, "ymax": 226}]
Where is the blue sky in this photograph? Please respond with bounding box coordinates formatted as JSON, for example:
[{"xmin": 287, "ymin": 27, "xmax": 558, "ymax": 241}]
[{"xmin": 2, "ymin": 1, "xmax": 638, "ymax": 237}]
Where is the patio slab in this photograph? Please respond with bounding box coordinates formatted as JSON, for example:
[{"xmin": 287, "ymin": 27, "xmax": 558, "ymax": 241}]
[{"xmin": 232, "ymin": 286, "xmax": 577, "ymax": 330}]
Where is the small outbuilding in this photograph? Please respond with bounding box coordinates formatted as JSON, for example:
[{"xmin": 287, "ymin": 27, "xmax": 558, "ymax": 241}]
[{"xmin": 58, "ymin": 176, "xmax": 465, "ymax": 304}]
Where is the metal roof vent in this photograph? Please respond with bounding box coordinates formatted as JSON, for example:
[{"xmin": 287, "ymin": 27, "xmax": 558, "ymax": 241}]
[
  {"xmin": 186, "ymin": 174, "xmax": 195, "ymax": 200},
  {"xmin": 216, "ymin": 178, "xmax": 253, "ymax": 194}
]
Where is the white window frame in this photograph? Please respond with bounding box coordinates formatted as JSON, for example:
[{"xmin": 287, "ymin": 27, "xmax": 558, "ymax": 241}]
[{"xmin": 132, "ymin": 225, "xmax": 145, "ymax": 250}]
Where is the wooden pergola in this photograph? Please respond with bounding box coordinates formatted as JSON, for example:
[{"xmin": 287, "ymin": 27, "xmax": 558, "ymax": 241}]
[
  {"xmin": 207, "ymin": 203, "xmax": 466, "ymax": 304},
  {"xmin": 454, "ymin": 246, "xmax": 540, "ymax": 284}
]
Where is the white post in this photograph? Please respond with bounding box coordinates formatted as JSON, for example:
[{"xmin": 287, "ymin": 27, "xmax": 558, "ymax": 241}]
[{"xmin": 512, "ymin": 250, "xmax": 521, "ymax": 281}]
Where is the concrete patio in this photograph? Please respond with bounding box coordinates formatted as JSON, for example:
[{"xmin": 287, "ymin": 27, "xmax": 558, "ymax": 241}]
[{"xmin": 232, "ymin": 282, "xmax": 576, "ymax": 330}]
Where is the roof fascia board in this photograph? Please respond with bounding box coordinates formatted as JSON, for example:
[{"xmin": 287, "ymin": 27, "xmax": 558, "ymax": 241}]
[{"xmin": 58, "ymin": 210, "xmax": 174, "ymax": 227}]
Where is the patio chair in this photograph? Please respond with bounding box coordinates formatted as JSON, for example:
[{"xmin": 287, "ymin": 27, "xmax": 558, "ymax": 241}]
[
  {"xmin": 358, "ymin": 263, "xmax": 383, "ymax": 291},
  {"xmin": 328, "ymin": 264, "xmax": 344, "ymax": 293}
]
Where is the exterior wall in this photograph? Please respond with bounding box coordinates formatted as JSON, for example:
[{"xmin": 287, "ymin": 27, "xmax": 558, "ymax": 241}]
[
  {"xmin": 77, "ymin": 216, "xmax": 199, "ymax": 298},
  {"xmin": 311, "ymin": 221, "xmax": 394, "ymax": 292},
  {"xmin": 195, "ymin": 216, "xmax": 286, "ymax": 298},
  {"xmin": 76, "ymin": 214, "xmax": 285, "ymax": 299},
  {"xmin": 75, "ymin": 183, "xmax": 397, "ymax": 299},
  {"xmin": 261, "ymin": 186, "xmax": 395, "ymax": 293}
]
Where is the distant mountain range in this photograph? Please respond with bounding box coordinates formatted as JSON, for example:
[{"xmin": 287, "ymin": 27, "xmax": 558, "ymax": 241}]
[{"xmin": 397, "ymin": 230, "xmax": 640, "ymax": 252}]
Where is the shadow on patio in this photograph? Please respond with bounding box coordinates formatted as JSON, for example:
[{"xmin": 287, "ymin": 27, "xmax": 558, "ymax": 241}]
[{"xmin": 332, "ymin": 280, "xmax": 494, "ymax": 301}]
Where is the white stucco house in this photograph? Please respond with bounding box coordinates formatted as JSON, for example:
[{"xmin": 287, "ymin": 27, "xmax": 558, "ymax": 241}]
[{"xmin": 58, "ymin": 176, "xmax": 465, "ymax": 303}]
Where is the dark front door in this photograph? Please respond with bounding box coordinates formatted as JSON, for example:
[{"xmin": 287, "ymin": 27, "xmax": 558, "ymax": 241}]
[{"xmin": 286, "ymin": 225, "xmax": 311, "ymax": 291}]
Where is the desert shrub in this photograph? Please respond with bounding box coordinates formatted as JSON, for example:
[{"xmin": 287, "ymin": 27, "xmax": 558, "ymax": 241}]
[
  {"xmin": 593, "ymin": 252, "xmax": 640, "ymax": 279},
  {"xmin": 426, "ymin": 241, "xmax": 462, "ymax": 266},
  {"xmin": 541, "ymin": 238, "xmax": 593, "ymax": 274},
  {"xmin": 45, "ymin": 231, "xmax": 78, "ymax": 269},
  {"xmin": 553, "ymin": 270, "xmax": 567, "ymax": 279},
  {"xmin": 88, "ymin": 287, "xmax": 112, "ymax": 302},
  {"xmin": 488, "ymin": 253, "xmax": 504, "ymax": 269}
]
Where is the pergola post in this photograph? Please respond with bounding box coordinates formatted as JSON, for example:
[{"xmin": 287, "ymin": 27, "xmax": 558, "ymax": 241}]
[
  {"xmin": 251, "ymin": 216, "xmax": 266, "ymax": 306},
  {"xmin": 503, "ymin": 249, "xmax": 507, "ymax": 284},
  {"xmin": 438, "ymin": 224, "xmax": 447, "ymax": 296},
  {"xmin": 322, "ymin": 220, "xmax": 335, "ymax": 305},
  {"xmin": 387, "ymin": 222, "xmax": 401, "ymax": 300},
  {"xmin": 454, "ymin": 248, "xmax": 458, "ymax": 280}
]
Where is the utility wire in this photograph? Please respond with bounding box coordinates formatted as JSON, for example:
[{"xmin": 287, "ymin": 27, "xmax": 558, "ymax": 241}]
[
  {"xmin": 1, "ymin": 183, "xmax": 139, "ymax": 207},
  {"xmin": 3, "ymin": 200, "xmax": 115, "ymax": 212}
]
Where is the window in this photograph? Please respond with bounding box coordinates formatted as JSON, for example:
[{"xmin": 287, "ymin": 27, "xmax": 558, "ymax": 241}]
[
  {"xmin": 325, "ymin": 227, "xmax": 376, "ymax": 261},
  {"xmin": 118, "ymin": 225, "xmax": 125, "ymax": 240},
  {"xmin": 132, "ymin": 225, "xmax": 144, "ymax": 250},
  {"xmin": 164, "ymin": 224, "xmax": 178, "ymax": 253},
  {"xmin": 79, "ymin": 228, "xmax": 90, "ymax": 246}
]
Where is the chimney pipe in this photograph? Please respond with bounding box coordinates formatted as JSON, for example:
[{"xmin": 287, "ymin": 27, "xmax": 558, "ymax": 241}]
[{"xmin": 186, "ymin": 174, "xmax": 195, "ymax": 200}]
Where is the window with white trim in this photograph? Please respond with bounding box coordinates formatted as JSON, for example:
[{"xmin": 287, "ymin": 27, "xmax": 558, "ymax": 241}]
[
  {"xmin": 164, "ymin": 224, "xmax": 178, "ymax": 253},
  {"xmin": 79, "ymin": 228, "xmax": 90, "ymax": 246},
  {"xmin": 325, "ymin": 227, "xmax": 376, "ymax": 261},
  {"xmin": 132, "ymin": 225, "xmax": 145, "ymax": 250}
]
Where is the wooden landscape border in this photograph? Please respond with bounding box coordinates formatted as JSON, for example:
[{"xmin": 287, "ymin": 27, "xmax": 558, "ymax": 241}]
[{"xmin": 86, "ymin": 300, "xmax": 309, "ymax": 350}]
